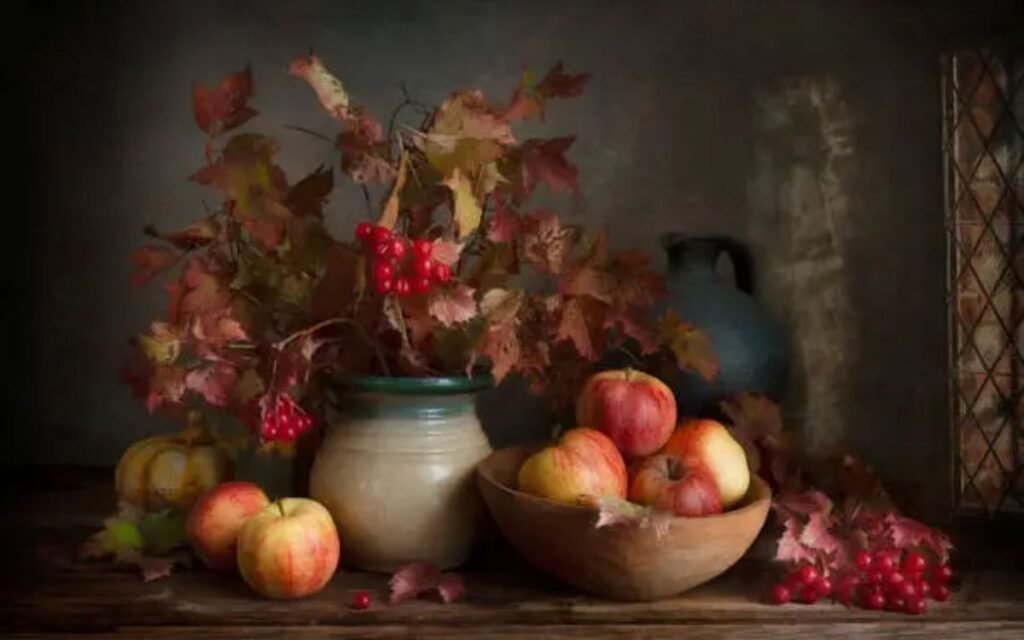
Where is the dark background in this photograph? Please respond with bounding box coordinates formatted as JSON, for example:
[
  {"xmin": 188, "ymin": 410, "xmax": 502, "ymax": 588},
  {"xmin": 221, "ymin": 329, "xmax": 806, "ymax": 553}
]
[{"xmin": 5, "ymin": 0, "xmax": 1022, "ymax": 519}]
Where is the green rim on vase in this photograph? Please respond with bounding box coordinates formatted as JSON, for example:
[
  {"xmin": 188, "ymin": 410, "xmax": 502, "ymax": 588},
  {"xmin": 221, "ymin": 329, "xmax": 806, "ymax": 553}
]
[{"xmin": 337, "ymin": 374, "xmax": 495, "ymax": 396}]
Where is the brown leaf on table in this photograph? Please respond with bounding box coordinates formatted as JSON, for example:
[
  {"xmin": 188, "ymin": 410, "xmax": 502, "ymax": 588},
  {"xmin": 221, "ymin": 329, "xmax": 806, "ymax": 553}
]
[
  {"xmin": 443, "ymin": 168, "xmax": 483, "ymax": 239},
  {"xmin": 192, "ymin": 66, "xmax": 258, "ymax": 136},
  {"xmin": 288, "ymin": 54, "xmax": 350, "ymax": 119},
  {"xmin": 285, "ymin": 165, "xmax": 333, "ymax": 218},
  {"xmin": 657, "ymin": 311, "xmax": 718, "ymax": 382},
  {"xmin": 130, "ymin": 245, "xmax": 179, "ymax": 286},
  {"xmin": 138, "ymin": 556, "xmax": 175, "ymax": 582},
  {"xmin": 521, "ymin": 210, "xmax": 578, "ymax": 274},
  {"xmin": 428, "ymin": 284, "xmax": 478, "ymax": 327},
  {"xmin": 389, "ymin": 561, "xmax": 466, "ymax": 604}
]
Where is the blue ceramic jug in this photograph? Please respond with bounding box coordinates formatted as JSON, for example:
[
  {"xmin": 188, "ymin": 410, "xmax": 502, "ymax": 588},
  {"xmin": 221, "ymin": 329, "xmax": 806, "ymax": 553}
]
[{"xmin": 660, "ymin": 234, "xmax": 788, "ymax": 416}]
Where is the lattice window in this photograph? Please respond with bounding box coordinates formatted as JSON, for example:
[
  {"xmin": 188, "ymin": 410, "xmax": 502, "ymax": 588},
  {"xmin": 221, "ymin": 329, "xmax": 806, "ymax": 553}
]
[{"xmin": 945, "ymin": 45, "xmax": 1024, "ymax": 515}]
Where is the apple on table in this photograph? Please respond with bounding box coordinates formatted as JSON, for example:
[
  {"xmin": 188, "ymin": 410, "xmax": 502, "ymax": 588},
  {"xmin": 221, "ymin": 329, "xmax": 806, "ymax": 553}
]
[{"xmin": 186, "ymin": 481, "xmax": 270, "ymax": 570}]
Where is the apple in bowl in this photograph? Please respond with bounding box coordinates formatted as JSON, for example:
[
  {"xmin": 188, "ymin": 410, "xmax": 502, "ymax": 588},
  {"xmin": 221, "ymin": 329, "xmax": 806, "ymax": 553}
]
[
  {"xmin": 576, "ymin": 369, "xmax": 676, "ymax": 460},
  {"xmin": 628, "ymin": 454, "xmax": 722, "ymax": 517},
  {"xmin": 237, "ymin": 498, "xmax": 340, "ymax": 599},
  {"xmin": 517, "ymin": 428, "xmax": 627, "ymax": 504},
  {"xmin": 661, "ymin": 418, "xmax": 749, "ymax": 509}
]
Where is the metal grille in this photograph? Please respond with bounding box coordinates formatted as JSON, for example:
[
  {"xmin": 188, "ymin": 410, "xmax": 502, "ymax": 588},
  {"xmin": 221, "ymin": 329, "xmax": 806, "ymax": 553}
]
[{"xmin": 945, "ymin": 45, "xmax": 1024, "ymax": 515}]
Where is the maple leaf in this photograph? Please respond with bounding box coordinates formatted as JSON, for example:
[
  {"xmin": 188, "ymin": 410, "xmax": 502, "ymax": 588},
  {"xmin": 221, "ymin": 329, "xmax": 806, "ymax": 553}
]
[
  {"xmin": 486, "ymin": 197, "xmax": 521, "ymax": 242},
  {"xmin": 145, "ymin": 365, "xmax": 187, "ymax": 413},
  {"xmin": 80, "ymin": 504, "xmax": 189, "ymax": 582},
  {"xmin": 443, "ymin": 168, "xmax": 483, "ymax": 239},
  {"xmin": 800, "ymin": 511, "xmax": 842, "ymax": 559},
  {"xmin": 721, "ymin": 392, "xmax": 783, "ymax": 442},
  {"xmin": 521, "ymin": 210, "xmax": 578, "ymax": 274},
  {"xmin": 476, "ymin": 322, "xmax": 519, "ymax": 382},
  {"xmin": 556, "ymin": 297, "xmax": 599, "ymax": 361},
  {"xmin": 145, "ymin": 218, "xmax": 221, "ymax": 250},
  {"xmin": 516, "ymin": 136, "xmax": 579, "ymax": 200},
  {"xmin": 775, "ymin": 518, "xmax": 819, "ymax": 565},
  {"xmin": 583, "ymin": 496, "xmax": 673, "ymax": 540},
  {"xmin": 561, "ymin": 249, "xmax": 665, "ymax": 309},
  {"xmin": 535, "ymin": 62, "xmax": 591, "ymax": 100},
  {"xmin": 130, "ymin": 245, "xmax": 179, "ymax": 286},
  {"xmin": 428, "ymin": 284, "xmax": 478, "ymax": 326},
  {"xmin": 285, "ymin": 165, "xmax": 333, "ymax": 218},
  {"xmin": 431, "ymin": 239, "xmax": 464, "ymax": 267},
  {"xmin": 185, "ymin": 363, "xmax": 238, "ymax": 407},
  {"xmin": 288, "ymin": 54, "xmax": 349, "ymax": 119},
  {"xmin": 377, "ymin": 150, "xmax": 409, "ymax": 230},
  {"xmin": 192, "ymin": 66, "xmax": 258, "ymax": 136},
  {"xmin": 657, "ymin": 311, "xmax": 719, "ymax": 382},
  {"xmin": 138, "ymin": 322, "xmax": 182, "ymax": 365},
  {"xmin": 389, "ymin": 562, "xmax": 465, "ymax": 604},
  {"xmin": 882, "ymin": 512, "xmax": 953, "ymax": 563},
  {"xmin": 180, "ymin": 257, "xmax": 231, "ymax": 318},
  {"xmin": 480, "ymin": 288, "xmax": 525, "ymax": 324}
]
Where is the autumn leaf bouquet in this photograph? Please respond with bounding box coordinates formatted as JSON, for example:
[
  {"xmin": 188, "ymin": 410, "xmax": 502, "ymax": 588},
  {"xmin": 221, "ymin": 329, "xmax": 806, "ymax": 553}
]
[{"xmin": 125, "ymin": 55, "xmax": 709, "ymax": 448}]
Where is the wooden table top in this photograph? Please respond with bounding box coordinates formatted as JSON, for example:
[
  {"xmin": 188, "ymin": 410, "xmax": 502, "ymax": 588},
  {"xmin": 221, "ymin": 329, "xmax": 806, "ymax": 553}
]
[{"xmin": 3, "ymin": 467, "xmax": 1023, "ymax": 639}]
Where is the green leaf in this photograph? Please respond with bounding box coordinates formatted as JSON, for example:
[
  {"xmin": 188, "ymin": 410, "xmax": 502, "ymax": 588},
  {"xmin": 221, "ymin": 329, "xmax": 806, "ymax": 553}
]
[{"xmin": 139, "ymin": 509, "xmax": 188, "ymax": 556}]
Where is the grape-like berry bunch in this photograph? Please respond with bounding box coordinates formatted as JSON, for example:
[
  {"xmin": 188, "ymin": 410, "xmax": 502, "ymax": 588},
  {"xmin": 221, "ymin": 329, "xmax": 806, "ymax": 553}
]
[
  {"xmin": 259, "ymin": 393, "xmax": 314, "ymax": 443},
  {"xmin": 356, "ymin": 223, "xmax": 452, "ymax": 296},
  {"xmin": 769, "ymin": 549, "xmax": 953, "ymax": 615}
]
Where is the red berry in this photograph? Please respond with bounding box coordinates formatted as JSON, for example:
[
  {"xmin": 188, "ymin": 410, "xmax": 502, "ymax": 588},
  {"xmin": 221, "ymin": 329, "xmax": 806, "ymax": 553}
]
[
  {"xmin": 770, "ymin": 583, "xmax": 791, "ymax": 605},
  {"xmin": 815, "ymin": 577, "xmax": 833, "ymax": 598},
  {"xmin": 902, "ymin": 552, "xmax": 927, "ymax": 575},
  {"xmin": 854, "ymin": 550, "xmax": 872, "ymax": 571},
  {"xmin": 373, "ymin": 260, "xmax": 395, "ymax": 282},
  {"xmin": 886, "ymin": 596, "xmax": 906, "ymax": 612},
  {"xmin": 796, "ymin": 565, "xmax": 819, "ymax": 585},
  {"xmin": 918, "ymin": 579, "xmax": 931, "ymax": 598},
  {"xmin": 413, "ymin": 239, "xmax": 433, "ymax": 259},
  {"xmin": 350, "ymin": 591, "xmax": 371, "ymax": 610},
  {"xmin": 798, "ymin": 585, "xmax": 819, "ymax": 604},
  {"xmin": 864, "ymin": 591, "xmax": 885, "ymax": 610},
  {"xmin": 374, "ymin": 276, "xmax": 393, "ymax": 295},
  {"xmin": 282, "ymin": 427, "xmax": 296, "ymax": 441},
  {"xmin": 355, "ymin": 222, "xmax": 373, "ymax": 242},
  {"xmin": 897, "ymin": 581, "xmax": 917, "ymax": 600},
  {"xmin": 414, "ymin": 256, "xmax": 435, "ymax": 277},
  {"xmin": 873, "ymin": 552, "xmax": 895, "ymax": 572},
  {"xmin": 905, "ymin": 596, "xmax": 927, "ymax": 615},
  {"xmin": 394, "ymin": 277, "xmax": 411, "ymax": 297},
  {"xmin": 931, "ymin": 565, "xmax": 953, "ymax": 584},
  {"xmin": 371, "ymin": 226, "xmax": 392, "ymax": 246},
  {"xmin": 412, "ymin": 275, "xmax": 432, "ymax": 294},
  {"xmin": 932, "ymin": 583, "xmax": 950, "ymax": 601},
  {"xmin": 374, "ymin": 241, "xmax": 392, "ymax": 258},
  {"xmin": 388, "ymin": 238, "xmax": 407, "ymax": 259},
  {"xmin": 885, "ymin": 570, "xmax": 906, "ymax": 589},
  {"xmin": 432, "ymin": 262, "xmax": 452, "ymax": 283},
  {"xmin": 866, "ymin": 570, "xmax": 884, "ymax": 585}
]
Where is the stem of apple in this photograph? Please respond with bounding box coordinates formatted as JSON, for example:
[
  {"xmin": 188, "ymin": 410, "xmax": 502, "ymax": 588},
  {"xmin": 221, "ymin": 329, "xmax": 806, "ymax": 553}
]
[{"xmin": 277, "ymin": 501, "xmax": 286, "ymax": 518}]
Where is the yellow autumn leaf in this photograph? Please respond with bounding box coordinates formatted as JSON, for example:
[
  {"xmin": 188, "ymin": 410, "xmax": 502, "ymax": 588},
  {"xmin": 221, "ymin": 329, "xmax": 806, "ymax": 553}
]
[
  {"xmin": 376, "ymin": 150, "xmax": 409, "ymax": 230},
  {"xmin": 443, "ymin": 168, "xmax": 483, "ymax": 239},
  {"xmin": 657, "ymin": 311, "xmax": 719, "ymax": 382},
  {"xmin": 138, "ymin": 322, "xmax": 181, "ymax": 365}
]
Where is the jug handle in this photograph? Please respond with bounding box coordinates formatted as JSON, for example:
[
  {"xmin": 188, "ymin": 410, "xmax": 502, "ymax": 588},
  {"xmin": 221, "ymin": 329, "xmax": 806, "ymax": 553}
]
[{"xmin": 718, "ymin": 238, "xmax": 755, "ymax": 294}]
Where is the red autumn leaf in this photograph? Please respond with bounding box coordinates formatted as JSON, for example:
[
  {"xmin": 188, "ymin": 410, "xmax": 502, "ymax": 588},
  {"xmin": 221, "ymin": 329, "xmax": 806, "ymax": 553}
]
[
  {"xmin": 521, "ymin": 210, "xmax": 577, "ymax": 274},
  {"xmin": 518, "ymin": 136, "xmax": 579, "ymax": 199},
  {"xmin": 561, "ymin": 250, "xmax": 666, "ymax": 308},
  {"xmin": 882, "ymin": 512, "xmax": 953, "ymax": 563},
  {"xmin": 535, "ymin": 62, "xmax": 591, "ymax": 100},
  {"xmin": 139, "ymin": 556, "xmax": 175, "ymax": 583},
  {"xmin": 185, "ymin": 363, "xmax": 238, "ymax": 407},
  {"xmin": 389, "ymin": 562, "xmax": 465, "ymax": 604},
  {"xmin": 503, "ymin": 88, "xmax": 542, "ymax": 122},
  {"xmin": 192, "ymin": 67, "xmax": 258, "ymax": 136},
  {"xmin": 145, "ymin": 365, "xmax": 187, "ymax": 413},
  {"xmin": 800, "ymin": 511, "xmax": 842, "ymax": 559},
  {"xmin": 486, "ymin": 198, "xmax": 521, "ymax": 243},
  {"xmin": 656, "ymin": 311, "xmax": 719, "ymax": 382},
  {"xmin": 556, "ymin": 297, "xmax": 598, "ymax": 361},
  {"xmin": 477, "ymin": 323, "xmax": 519, "ymax": 382},
  {"xmin": 427, "ymin": 284, "xmax": 478, "ymax": 327},
  {"xmin": 180, "ymin": 258, "xmax": 231, "ymax": 317},
  {"xmin": 431, "ymin": 239, "xmax": 464, "ymax": 267},
  {"xmin": 773, "ymin": 489, "xmax": 833, "ymax": 521},
  {"xmin": 130, "ymin": 245, "xmax": 179, "ymax": 286},
  {"xmin": 775, "ymin": 518, "xmax": 819, "ymax": 565},
  {"xmin": 288, "ymin": 54, "xmax": 349, "ymax": 119}
]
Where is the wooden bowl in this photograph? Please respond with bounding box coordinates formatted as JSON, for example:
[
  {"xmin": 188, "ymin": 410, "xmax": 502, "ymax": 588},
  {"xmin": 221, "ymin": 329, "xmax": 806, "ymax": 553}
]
[{"xmin": 476, "ymin": 443, "xmax": 771, "ymax": 601}]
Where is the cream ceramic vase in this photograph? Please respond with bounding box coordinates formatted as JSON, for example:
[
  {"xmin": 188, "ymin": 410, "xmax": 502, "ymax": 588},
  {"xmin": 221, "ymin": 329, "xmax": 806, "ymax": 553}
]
[{"xmin": 309, "ymin": 376, "xmax": 493, "ymax": 572}]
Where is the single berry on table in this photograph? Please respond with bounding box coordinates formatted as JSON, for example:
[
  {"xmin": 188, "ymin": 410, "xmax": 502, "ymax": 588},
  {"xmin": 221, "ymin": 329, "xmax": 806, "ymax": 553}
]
[
  {"xmin": 884, "ymin": 570, "xmax": 905, "ymax": 588},
  {"xmin": 866, "ymin": 570, "xmax": 884, "ymax": 585},
  {"xmin": 864, "ymin": 591, "xmax": 886, "ymax": 610},
  {"xmin": 350, "ymin": 591, "xmax": 371, "ymax": 610},
  {"xmin": 815, "ymin": 577, "xmax": 832, "ymax": 598},
  {"xmin": 798, "ymin": 585, "xmax": 819, "ymax": 605},
  {"xmin": 886, "ymin": 596, "xmax": 906, "ymax": 612},
  {"xmin": 932, "ymin": 584, "xmax": 950, "ymax": 602},
  {"xmin": 770, "ymin": 583, "xmax": 791, "ymax": 605},
  {"xmin": 905, "ymin": 596, "xmax": 926, "ymax": 615},
  {"xmin": 897, "ymin": 581, "xmax": 917, "ymax": 600},
  {"xmin": 917, "ymin": 579, "xmax": 931, "ymax": 598},
  {"xmin": 796, "ymin": 565, "xmax": 819, "ymax": 585}
]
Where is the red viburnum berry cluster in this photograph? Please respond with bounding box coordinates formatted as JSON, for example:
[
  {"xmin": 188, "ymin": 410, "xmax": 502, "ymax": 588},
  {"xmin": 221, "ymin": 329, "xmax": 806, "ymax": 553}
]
[
  {"xmin": 259, "ymin": 393, "xmax": 314, "ymax": 442},
  {"xmin": 769, "ymin": 549, "xmax": 953, "ymax": 615},
  {"xmin": 355, "ymin": 223, "xmax": 452, "ymax": 296}
]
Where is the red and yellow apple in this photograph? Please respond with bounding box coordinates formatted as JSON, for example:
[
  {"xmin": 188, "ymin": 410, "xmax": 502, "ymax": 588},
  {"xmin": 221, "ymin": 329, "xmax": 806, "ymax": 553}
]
[
  {"xmin": 576, "ymin": 369, "xmax": 677, "ymax": 459},
  {"xmin": 628, "ymin": 454, "xmax": 722, "ymax": 517},
  {"xmin": 186, "ymin": 481, "xmax": 270, "ymax": 570},
  {"xmin": 236, "ymin": 498, "xmax": 340, "ymax": 599},
  {"xmin": 661, "ymin": 418, "xmax": 750, "ymax": 509},
  {"xmin": 517, "ymin": 428, "xmax": 627, "ymax": 504}
]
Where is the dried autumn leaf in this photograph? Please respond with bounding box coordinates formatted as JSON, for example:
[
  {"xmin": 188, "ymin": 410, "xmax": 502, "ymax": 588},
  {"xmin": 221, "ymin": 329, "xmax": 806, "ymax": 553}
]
[
  {"xmin": 775, "ymin": 518, "xmax": 818, "ymax": 565},
  {"xmin": 311, "ymin": 244, "xmax": 362, "ymax": 320},
  {"xmin": 584, "ymin": 496, "xmax": 673, "ymax": 540},
  {"xmin": 521, "ymin": 210, "xmax": 577, "ymax": 274},
  {"xmin": 431, "ymin": 239, "xmax": 464, "ymax": 267},
  {"xmin": 428, "ymin": 284, "xmax": 478, "ymax": 326},
  {"xmin": 721, "ymin": 392, "xmax": 783, "ymax": 442},
  {"xmin": 388, "ymin": 561, "xmax": 467, "ymax": 604},
  {"xmin": 443, "ymin": 168, "xmax": 483, "ymax": 239},
  {"xmin": 535, "ymin": 62, "xmax": 591, "ymax": 100},
  {"xmin": 180, "ymin": 258, "xmax": 231, "ymax": 318},
  {"xmin": 657, "ymin": 311, "xmax": 718, "ymax": 382},
  {"xmin": 232, "ymin": 368, "xmax": 265, "ymax": 405},
  {"xmin": 476, "ymin": 322, "xmax": 519, "ymax": 382},
  {"xmin": 556, "ymin": 297, "xmax": 599, "ymax": 361},
  {"xmin": 145, "ymin": 218, "xmax": 221, "ymax": 250},
  {"xmin": 883, "ymin": 512, "xmax": 953, "ymax": 563},
  {"xmin": 377, "ymin": 150, "xmax": 409, "ymax": 230},
  {"xmin": 486, "ymin": 198, "xmax": 521, "ymax": 243},
  {"xmin": 192, "ymin": 66, "xmax": 258, "ymax": 136},
  {"xmin": 517, "ymin": 136, "xmax": 579, "ymax": 200},
  {"xmin": 185, "ymin": 363, "xmax": 238, "ymax": 407},
  {"xmin": 285, "ymin": 165, "xmax": 333, "ymax": 218},
  {"xmin": 561, "ymin": 249, "xmax": 665, "ymax": 309},
  {"xmin": 145, "ymin": 365, "xmax": 187, "ymax": 413},
  {"xmin": 800, "ymin": 511, "xmax": 842, "ymax": 559},
  {"xmin": 138, "ymin": 322, "xmax": 182, "ymax": 365},
  {"xmin": 130, "ymin": 245, "xmax": 179, "ymax": 286},
  {"xmin": 288, "ymin": 54, "xmax": 350, "ymax": 119},
  {"xmin": 480, "ymin": 288, "xmax": 525, "ymax": 324},
  {"xmin": 336, "ymin": 107, "xmax": 394, "ymax": 184}
]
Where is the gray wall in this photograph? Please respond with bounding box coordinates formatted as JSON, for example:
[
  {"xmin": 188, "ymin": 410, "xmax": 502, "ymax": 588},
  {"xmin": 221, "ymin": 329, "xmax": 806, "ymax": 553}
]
[{"xmin": 11, "ymin": 0, "xmax": 1021, "ymax": 516}]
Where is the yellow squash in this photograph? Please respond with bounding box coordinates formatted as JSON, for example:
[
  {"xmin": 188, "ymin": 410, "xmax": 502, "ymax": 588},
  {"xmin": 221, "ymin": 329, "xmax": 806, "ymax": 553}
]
[{"xmin": 115, "ymin": 412, "xmax": 233, "ymax": 512}]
